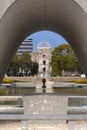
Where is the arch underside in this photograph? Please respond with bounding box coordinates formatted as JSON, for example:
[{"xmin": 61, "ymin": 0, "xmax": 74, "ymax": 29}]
[{"xmin": 0, "ymin": 0, "xmax": 87, "ymax": 82}]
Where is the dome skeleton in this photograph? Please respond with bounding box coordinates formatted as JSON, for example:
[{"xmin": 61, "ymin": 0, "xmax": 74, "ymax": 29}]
[{"xmin": 37, "ymin": 41, "xmax": 51, "ymax": 48}]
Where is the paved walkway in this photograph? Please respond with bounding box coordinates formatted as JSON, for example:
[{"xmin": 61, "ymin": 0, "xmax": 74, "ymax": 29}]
[
  {"xmin": 0, "ymin": 121, "xmax": 87, "ymax": 130},
  {"xmin": 0, "ymin": 121, "xmax": 21, "ymax": 130}
]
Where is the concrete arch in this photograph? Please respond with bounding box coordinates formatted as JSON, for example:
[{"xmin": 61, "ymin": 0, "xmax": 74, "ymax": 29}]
[{"xmin": 0, "ymin": 0, "xmax": 87, "ymax": 82}]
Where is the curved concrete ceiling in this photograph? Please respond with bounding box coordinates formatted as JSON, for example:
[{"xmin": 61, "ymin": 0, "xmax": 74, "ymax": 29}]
[{"xmin": 0, "ymin": 0, "xmax": 87, "ymax": 82}]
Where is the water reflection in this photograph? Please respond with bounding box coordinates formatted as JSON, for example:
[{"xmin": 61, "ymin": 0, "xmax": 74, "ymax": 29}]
[
  {"xmin": 0, "ymin": 87, "xmax": 87, "ymax": 96},
  {"xmin": 0, "ymin": 87, "xmax": 87, "ymax": 107}
]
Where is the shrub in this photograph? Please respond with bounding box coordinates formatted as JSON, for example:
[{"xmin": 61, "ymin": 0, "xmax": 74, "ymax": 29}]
[
  {"xmin": 2, "ymin": 78, "xmax": 14, "ymax": 83},
  {"xmin": 74, "ymin": 79, "xmax": 87, "ymax": 84}
]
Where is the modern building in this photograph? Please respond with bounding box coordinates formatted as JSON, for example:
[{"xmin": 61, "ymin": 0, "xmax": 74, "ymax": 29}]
[
  {"xmin": 17, "ymin": 38, "xmax": 33, "ymax": 56},
  {"xmin": 31, "ymin": 41, "xmax": 52, "ymax": 77}
]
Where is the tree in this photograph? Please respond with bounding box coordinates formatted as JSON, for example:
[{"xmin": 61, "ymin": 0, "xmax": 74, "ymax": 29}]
[
  {"xmin": 51, "ymin": 62, "xmax": 61, "ymax": 76},
  {"xmin": 19, "ymin": 52, "xmax": 32, "ymax": 76},
  {"xmin": 7, "ymin": 54, "xmax": 19, "ymax": 76},
  {"xmin": 51, "ymin": 44, "xmax": 82, "ymax": 76},
  {"xmin": 31, "ymin": 61, "xmax": 39, "ymax": 76},
  {"xmin": 7, "ymin": 52, "xmax": 39, "ymax": 77}
]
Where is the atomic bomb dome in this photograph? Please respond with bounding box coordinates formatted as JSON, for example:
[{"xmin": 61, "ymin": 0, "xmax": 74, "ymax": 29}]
[
  {"xmin": 37, "ymin": 41, "xmax": 51, "ymax": 48},
  {"xmin": 37, "ymin": 41, "xmax": 51, "ymax": 54},
  {"xmin": 32, "ymin": 41, "xmax": 52, "ymax": 77}
]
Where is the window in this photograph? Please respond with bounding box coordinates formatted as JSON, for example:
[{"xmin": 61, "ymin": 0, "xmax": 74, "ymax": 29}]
[
  {"xmin": 43, "ymin": 60, "xmax": 46, "ymax": 65},
  {"xmin": 43, "ymin": 55, "xmax": 45, "ymax": 58},
  {"xmin": 43, "ymin": 67, "xmax": 46, "ymax": 72}
]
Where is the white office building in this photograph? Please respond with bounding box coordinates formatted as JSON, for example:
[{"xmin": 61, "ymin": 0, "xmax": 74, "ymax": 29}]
[{"xmin": 17, "ymin": 38, "xmax": 33, "ymax": 56}]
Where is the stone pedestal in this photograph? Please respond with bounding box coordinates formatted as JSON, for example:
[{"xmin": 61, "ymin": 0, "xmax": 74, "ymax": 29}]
[{"xmin": 23, "ymin": 93, "xmax": 68, "ymax": 124}]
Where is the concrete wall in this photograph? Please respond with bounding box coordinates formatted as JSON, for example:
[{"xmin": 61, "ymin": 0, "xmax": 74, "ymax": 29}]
[
  {"xmin": 0, "ymin": 0, "xmax": 87, "ymax": 83},
  {"xmin": 0, "ymin": 0, "xmax": 87, "ymax": 19}
]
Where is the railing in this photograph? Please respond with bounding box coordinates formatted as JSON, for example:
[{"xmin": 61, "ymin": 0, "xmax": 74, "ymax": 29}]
[
  {"xmin": 0, "ymin": 96, "xmax": 22, "ymax": 101},
  {"xmin": 0, "ymin": 114, "xmax": 87, "ymax": 120}
]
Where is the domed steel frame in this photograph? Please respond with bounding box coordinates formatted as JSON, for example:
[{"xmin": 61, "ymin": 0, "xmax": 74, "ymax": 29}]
[{"xmin": 37, "ymin": 41, "xmax": 51, "ymax": 48}]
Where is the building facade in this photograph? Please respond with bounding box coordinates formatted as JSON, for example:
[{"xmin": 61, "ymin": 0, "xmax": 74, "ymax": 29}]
[
  {"xmin": 31, "ymin": 41, "xmax": 52, "ymax": 77},
  {"xmin": 17, "ymin": 38, "xmax": 33, "ymax": 56}
]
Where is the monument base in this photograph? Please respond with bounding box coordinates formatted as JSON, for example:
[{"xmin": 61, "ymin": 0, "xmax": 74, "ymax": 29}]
[{"xmin": 23, "ymin": 93, "xmax": 68, "ymax": 124}]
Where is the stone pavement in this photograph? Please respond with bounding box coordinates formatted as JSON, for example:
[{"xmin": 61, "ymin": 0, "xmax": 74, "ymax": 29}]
[
  {"xmin": 0, "ymin": 121, "xmax": 87, "ymax": 130},
  {"xmin": 0, "ymin": 121, "xmax": 21, "ymax": 130}
]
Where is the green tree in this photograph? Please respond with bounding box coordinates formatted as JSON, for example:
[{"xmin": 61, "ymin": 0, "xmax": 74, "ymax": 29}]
[
  {"xmin": 19, "ymin": 52, "xmax": 32, "ymax": 76},
  {"xmin": 7, "ymin": 54, "xmax": 19, "ymax": 76},
  {"xmin": 31, "ymin": 61, "xmax": 39, "ymax": 76},
  {"xmin": 51, "ymin": 62, "xmax": 61, "ymax": 76},
  {"xmin": 7, "ymin": 52, "xmax": 39, "ymax": 76},
  {"xmin": 51, "ymin": 44, "xmax": 82, "ymax": 76}
]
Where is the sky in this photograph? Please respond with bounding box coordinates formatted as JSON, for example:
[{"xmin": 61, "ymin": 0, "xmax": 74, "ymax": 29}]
[{"xmin": 26, "ymin": 30, "xmax": 68, "ymax": 52}]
